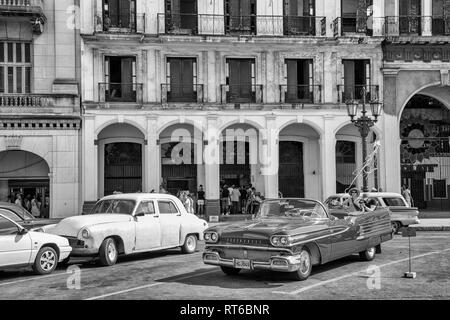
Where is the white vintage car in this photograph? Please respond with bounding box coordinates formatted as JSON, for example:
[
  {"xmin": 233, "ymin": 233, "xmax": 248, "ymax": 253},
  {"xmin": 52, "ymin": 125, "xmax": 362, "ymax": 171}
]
[
  {"xmin": 45, "ymin": 193, "xmax": 209, "ymax": 266},
  {"xmin": 0, "ymin": 213, "xmax": 72, "ymax": 275}
]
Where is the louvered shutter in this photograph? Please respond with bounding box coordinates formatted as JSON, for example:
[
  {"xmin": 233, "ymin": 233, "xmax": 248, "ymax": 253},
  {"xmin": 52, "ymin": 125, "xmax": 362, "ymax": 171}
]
[{"xmin": 356, "ymin": 0, "xmax": 368, "ymax": 33}]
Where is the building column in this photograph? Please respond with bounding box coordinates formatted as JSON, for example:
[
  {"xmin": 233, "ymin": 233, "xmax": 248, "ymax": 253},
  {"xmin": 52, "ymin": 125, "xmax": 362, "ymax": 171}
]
[
  {"xmin": 320, "ymin": 116, "xmax": 337, "ymax": 201},
  {"xmin": 147, "ymin": 116, "xmax": 160, "ymax": 192},
  {"xmin": 263, "ymin": 116, "xmax": 279, "ymax": 199},
  {"xmin": 422, "ymin": 0, "xmax": 433, "ymax": 36},
  {"xmin": 383, "ymin": 115, "xmax": 402, "ymax": 193},
  {"xmin": 204, "ymin": 116, "xmax": 220, "ymax": 219},
  {"xmin": 82, "ymin": 116, "xmax": 98, "ymax": 202}
]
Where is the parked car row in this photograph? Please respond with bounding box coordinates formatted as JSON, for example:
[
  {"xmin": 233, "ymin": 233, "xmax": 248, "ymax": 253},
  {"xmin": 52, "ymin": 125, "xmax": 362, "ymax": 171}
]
[{"xmin": 0, "ymin": 192, "xmax": 415, "ymax": 280}]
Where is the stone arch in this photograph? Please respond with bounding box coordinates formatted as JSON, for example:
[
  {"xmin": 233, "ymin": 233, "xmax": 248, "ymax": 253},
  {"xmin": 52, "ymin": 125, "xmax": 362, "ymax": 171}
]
[
  {"xmin": 95, "ymin": 118, "xmax": 147, "ymax": 139},
  {"xmin": 277, "ymin": 119, "xmax": 324, "ymax": 138}
]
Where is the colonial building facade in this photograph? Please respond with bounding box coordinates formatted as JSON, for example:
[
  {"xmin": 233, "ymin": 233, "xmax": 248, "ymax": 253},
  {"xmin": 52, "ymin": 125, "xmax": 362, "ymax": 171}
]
[{"xmin": 0, "ymin": 0, "xmax": 81, "ymax": 218}]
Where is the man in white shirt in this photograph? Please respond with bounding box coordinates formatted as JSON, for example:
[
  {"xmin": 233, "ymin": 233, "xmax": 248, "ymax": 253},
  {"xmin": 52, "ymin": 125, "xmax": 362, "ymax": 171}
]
[{"xmin": 230, "ymin": 185, "xmax": 241, "ymax": 215}]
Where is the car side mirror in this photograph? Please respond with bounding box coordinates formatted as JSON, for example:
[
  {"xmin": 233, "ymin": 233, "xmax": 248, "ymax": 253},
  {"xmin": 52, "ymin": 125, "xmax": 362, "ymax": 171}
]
[
  {"xmin": 134, "ymin": 212, "xmax": 145, "ymax": 218},
  {"xmin": 18, "ymin": 228, "xmax": 28, "ymax": 235}
]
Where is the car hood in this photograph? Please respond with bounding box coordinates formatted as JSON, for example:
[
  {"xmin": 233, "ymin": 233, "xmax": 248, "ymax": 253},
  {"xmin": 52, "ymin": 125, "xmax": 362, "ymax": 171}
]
[
  {"xmin": 29, "ymin": 231, "xmax": 70, "ymax": 248},
  {"xmin": 213, "ymin": 218, "xmax": 327, "ymax": 238},
  {"xmin": 48, "ymin": 214, "xmax": 132, "ymax": 237},
  {"xmin": 18, "ymin": 218, "xmax": 62, "ymax": 230}
]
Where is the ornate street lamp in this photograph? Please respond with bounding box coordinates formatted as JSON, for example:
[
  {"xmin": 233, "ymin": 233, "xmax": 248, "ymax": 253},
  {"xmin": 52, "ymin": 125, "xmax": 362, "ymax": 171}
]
[{"xmin": 345, "ymin": 87, "xmax": 383, "ymax": 192}]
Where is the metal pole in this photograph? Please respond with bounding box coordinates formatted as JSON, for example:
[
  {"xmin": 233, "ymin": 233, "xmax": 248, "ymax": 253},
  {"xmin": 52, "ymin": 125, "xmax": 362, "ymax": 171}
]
[
  {"xmin": 362, "ymin": 131, "xmax": 369, "ymax": 192},
  {"xmin": 409, "ymin": 235, "xmax": 412, "ymax": 273}
]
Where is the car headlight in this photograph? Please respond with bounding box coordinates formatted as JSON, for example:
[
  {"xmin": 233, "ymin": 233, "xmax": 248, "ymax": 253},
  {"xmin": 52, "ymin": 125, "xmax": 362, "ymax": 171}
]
[
  {"xmin": 81, "ymin": 228, "xmax": 90, "ymax": 239},
  {"xmin": 271, "ymin": 235, "xmax": 291, "ymax": 247},
  {"xmin": 204, "ymin": 232, "xmax": 219, "ymax": 243}
]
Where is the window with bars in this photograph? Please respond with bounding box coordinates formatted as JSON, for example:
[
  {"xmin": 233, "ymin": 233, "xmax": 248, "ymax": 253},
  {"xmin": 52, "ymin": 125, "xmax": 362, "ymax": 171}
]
[{"xmin": 0, "ymin": 42, "xmax": 32, "ymax": 94}]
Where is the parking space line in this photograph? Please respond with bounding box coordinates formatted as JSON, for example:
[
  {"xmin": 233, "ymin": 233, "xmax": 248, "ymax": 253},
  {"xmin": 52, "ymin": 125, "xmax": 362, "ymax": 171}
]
[
  {"xmin": 0, "ymin": 271, "xmax": 67, "ymax": 287},
  {"xmin": 84, "ymin": 269, "xmax": 218, "ymax": 300},
  {"xmin": 85, "ymin": 283, "xmax": 161, "ymax": 300},
  {"xmin": 274, "ymin": 248, "xmax": 450, "ymax": 296}
]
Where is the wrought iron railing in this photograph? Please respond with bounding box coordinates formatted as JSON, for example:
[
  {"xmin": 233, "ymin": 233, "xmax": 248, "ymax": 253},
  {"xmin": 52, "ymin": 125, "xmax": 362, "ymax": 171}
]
[
  {"xmin": 384, "ymin": 16, "xmax": 450, "ymax": 36},
  {"xmin": 220, "ymin": 84, "xmax": 263, "ymax": 104},
  {"xmin": 157, "ymin": 13, "xmax": 326, "ymax": 36},
  {"xmin": 161, "ymin": 84, "xmax": 204, "ymax": 103},
  {"xmin": 337, "ymin": 85, "xmax": 379, "ymax": 103},
  {"xmin": 98, "ymin": 83, "xmax": 143, "ymax": 103},
  {"xmin": 0, "ymin": 0, "xmax": 43, "ymax": 7},
  {"xmin": 279, "ymin": 85, "xmax": 321, "ymax": 104},
  {"xmin": 96, "ymin": 13, "xmax": 145, "ymax": 34},
  {"xmin": 333, "ymin": 16, "xmax": 373, "ymax": 36}
]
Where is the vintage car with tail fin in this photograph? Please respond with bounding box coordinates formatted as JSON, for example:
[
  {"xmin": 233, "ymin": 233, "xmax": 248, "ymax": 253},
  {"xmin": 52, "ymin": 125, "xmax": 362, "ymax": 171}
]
[
  {"xmin": 44, "ymin": 193, "xmax": 208, "ymax": 266},
  {"xmin": 203, "ymin": 198, "xmax": 392, "ymax": 281}
]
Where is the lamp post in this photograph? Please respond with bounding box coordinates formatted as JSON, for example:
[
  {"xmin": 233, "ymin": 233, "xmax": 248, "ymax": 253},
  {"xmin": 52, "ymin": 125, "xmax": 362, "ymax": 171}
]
[{"xmin": 345, "ymin": 87, "xmax": 383, "ymax": 192}]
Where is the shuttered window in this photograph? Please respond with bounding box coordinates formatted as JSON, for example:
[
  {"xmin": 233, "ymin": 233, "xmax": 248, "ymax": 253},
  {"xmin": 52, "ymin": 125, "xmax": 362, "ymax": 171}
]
[
  {"xmin": 0, "ymin": 42, "xmax": 32, "ymax": 94},
  {"xmin": 342, "ymin": 59, "xmax": 370, "ymax": 101},
  {"xmin": 166, "ymin": 57, "xmax": 197, "ymax": 102}
]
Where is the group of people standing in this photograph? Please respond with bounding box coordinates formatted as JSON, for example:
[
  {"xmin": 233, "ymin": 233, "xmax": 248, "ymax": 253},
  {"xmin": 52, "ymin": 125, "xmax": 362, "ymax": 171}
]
[
  {"xmin": 12, "ymin": 193, "xmax": 50, "ymax": 218},
  {"xmin": 220, "ymin": 184, "xmax": 263, "ymax": 216}
]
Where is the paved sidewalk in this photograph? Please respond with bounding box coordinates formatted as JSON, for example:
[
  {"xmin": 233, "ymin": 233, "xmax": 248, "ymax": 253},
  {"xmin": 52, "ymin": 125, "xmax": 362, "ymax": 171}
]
[{"xmin": 412, "ymin": 219, "xmax": 450, "ymax": 231}]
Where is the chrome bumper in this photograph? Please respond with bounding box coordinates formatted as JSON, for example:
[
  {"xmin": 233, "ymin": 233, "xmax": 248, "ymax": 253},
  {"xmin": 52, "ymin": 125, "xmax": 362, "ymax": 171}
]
[{"xmin": 203, "ymin": 250, "xmax": 302, "ymax": 273}]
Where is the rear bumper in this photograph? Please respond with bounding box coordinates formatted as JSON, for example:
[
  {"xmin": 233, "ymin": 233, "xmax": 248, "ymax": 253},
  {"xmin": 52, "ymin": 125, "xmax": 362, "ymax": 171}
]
[{"xmin": 202, "ymin": 250, "xmax": 301, "ymax": 273}]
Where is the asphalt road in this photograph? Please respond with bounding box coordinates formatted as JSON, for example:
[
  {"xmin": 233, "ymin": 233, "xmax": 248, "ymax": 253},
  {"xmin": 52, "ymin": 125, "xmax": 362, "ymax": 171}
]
[{"xmin": 0, "ymin": 232, "xmax": 449, "ymax": 300}]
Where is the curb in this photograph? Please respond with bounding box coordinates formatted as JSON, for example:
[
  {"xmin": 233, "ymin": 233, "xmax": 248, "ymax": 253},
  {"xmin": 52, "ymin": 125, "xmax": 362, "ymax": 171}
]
[{"xmin": 412, "ymin": 226, "xmax": 450, "ymax": 232}]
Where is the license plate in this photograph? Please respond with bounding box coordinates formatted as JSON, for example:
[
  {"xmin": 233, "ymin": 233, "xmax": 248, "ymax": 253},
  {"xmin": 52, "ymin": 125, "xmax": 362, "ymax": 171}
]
[{"xmin": 234, "ymin": 259, "xmax": 252, "ymax": 270}]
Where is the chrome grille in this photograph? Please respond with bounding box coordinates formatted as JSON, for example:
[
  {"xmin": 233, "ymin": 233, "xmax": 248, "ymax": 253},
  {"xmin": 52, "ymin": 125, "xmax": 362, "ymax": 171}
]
[{"xmin": 222, "ymin": 237, "xmax": 269, "ymax": 246}]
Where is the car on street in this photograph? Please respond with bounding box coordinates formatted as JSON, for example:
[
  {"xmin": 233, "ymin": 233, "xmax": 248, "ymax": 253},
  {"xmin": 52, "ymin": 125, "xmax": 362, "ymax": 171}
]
[
  {"xmin": 0, "ymin": 213, "xmax": 72, "ymax": 275},
  {"xmin": 324, "ymin": 193, "xmax": 420, "ymax": 234},
  {"xmin": 202, "ymin": 198, "xmax": 392, "ymax": 281},
  {"xmin": 0, "ymin": 202, "xmax": 61, "ymax": 230},
  {"xmin": 44, "ymin": 193, "xmax": 209, "ymax": 266}
]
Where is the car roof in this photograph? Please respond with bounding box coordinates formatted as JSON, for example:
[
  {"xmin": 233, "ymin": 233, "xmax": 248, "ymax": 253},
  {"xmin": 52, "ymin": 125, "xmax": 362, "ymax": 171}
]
[
  {"xmin": 99, "ymin": 193, "xmax": 180, "ymax": 202},
  {"xmin": 329, "ymin": 192, "xmax": 404, "ymax": 198}
]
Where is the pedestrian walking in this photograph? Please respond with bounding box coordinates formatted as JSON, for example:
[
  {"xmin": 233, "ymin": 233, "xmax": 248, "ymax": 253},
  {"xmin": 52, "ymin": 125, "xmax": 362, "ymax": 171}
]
[
  {"xmin": 221, "ymin": 185, "xmax": 230, "ymax": 215},
  {"xmin": 31, "ymin": 195, "xmax": 41, "ymax": 218},
  {"xmin": 402, "ymin": 185, "xmax": 413, "ymax": 207},
  {"xmin": 230, "ymin": 185, "xmax": 241, "ymax": 215},
  {"xmin": 15, "ymin": 194, "xmax": 23, "ymax": 208},
  {"xmin": 197, "ymin": 185, "xmax": 205, "ymax": 216}
]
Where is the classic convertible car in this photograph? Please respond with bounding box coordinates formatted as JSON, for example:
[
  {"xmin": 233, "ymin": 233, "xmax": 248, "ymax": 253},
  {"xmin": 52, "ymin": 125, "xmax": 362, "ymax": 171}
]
[
  {"xmin": 203, "ymin": 198, "xmax": 392, "ymax": 281},
  {"xmin": 325, "ymin": 193, "xmax": 420, "ymax": 234},
  {"xmin": 45, "ymin": 193, "xmax": 208, "ymax": 266}
]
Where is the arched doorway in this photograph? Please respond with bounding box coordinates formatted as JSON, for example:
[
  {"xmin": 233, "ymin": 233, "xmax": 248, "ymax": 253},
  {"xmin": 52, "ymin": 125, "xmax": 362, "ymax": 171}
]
[
  {"xmin": 98, "ymin": 123, "xmax": 145, "ymax": 196},
  {"xmin": 159, "ymin": 124, "xmax": 203, "ymax": 196},
  {"xmin": 335, "ymin": 123, "xmax": 379, "ymax": 193},
  {"xmin": 220, "ymin": 124, "xmax": 258, "ymax": 189},
  {"xmin": 279, "ymin": 123, "xmax": 320, "ymax": 199},
  {"xmin": 400, "ymin": 94, "xmax": 450, "ymax": 210},
  {"xmin": 0, "ymin": 150, "xmax": 50, "ymax": 217}
]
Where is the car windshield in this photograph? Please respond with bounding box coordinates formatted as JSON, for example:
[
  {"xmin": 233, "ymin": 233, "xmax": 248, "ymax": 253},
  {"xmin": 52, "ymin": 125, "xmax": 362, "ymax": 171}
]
[
  {"xmin": 256, "ymin": 199, "xmax": 328, "ymax": 219},
  {"xmin": 91, "ymin": 200, "xmax": 136, "ymax": 215}
]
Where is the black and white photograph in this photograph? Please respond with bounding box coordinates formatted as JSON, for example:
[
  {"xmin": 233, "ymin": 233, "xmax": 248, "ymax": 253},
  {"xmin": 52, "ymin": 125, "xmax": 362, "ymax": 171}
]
[{"xmin": 0, "ymin": 0, "xmax": 449, "ymax": 312}]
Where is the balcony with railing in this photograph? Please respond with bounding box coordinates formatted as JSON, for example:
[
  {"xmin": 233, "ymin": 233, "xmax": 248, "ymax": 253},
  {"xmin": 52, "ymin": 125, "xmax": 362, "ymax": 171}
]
[
  {"xmin": 157, "ymin": 13, "xmax": 326, "ymax": 36},
  {"xmin": 98, "ymin": 83, "xmax": 143, "ymax": 104},
  {"xmin": 333, "ymin": 16, "xmax": 373, "ymax": 36},
  {"xmin": 95, "ymin": 13, "xmax": 145, "ymax": 34},
  {"xmin": 384, "ymin": 16, "xmax": 450, "ymax": 36},
  {"xmin": 337, "ymin": 85, "xmax": 379, "ymax": 103},
  {"xmin": 161, "ymin": 84, "xmax": 204, "ymax": 103},
  {"xmin": 0, "ymin": 93, "xmax": 79, "ymax": 114},
  {"xmin": 220, "ymin": 84, "xmax": 263, "ymax": 104},
  {"xmin": 0, "ymin": 0, "xmax": 44, "ymax": 17},
  {"xmin": 279, "ymin": 85, "xmax": 321, "ymax": 104}
]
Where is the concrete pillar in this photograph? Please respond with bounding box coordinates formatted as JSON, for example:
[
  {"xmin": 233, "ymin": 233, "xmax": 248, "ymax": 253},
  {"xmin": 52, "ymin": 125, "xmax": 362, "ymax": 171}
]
[
  {"xmin": 383, "ymin": 115, "xmax": 402, "ymax": 193},
  {"xmin": 263, "ymin": 116, "xmax": 279, "ymax": 199},
  {"xmin": 320, "ymin": 116, "xmax": 337, "ymax": 202},
  {"xmin": 204, "ymin": 116, "xmax": 221, "ymax": 219},
  {"xmin": 422, "ymin": 0, "xmax": 433, "ymax": 36},
  {"xmin": 147, "ymin": 115, "xmax": 160, "ymax": 192},
  {"xmin": 82, "ymin": 116, "xmax": 98, "ymax": 202}
]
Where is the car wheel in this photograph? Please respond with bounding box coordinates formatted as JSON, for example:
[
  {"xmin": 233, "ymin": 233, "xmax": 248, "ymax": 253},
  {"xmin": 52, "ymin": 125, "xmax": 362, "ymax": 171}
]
[
  {"xmin": 181, "ymin": 234, "xmax": 198, "ymax": 254},
  {"xmin": 221, "ymin": 266, "xmax": 241, "ymax": 276},
  {"xmin": 292, "ymin": 249, "xmax": 312, "ymax": 281},
  {"xmin": 391, "ymin": 221, "xmax": 402, "ymax": 234},
  {"xmin": 33, "ymin": 246, "xmax": 58, "ymax": 275},
  {"xmin": 359, "ymin": 247, "xmax": 376, "ymax": 261},
  {"xmin": 99, "ymin": 238, "xmax": 118, "ymax": 266}
]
